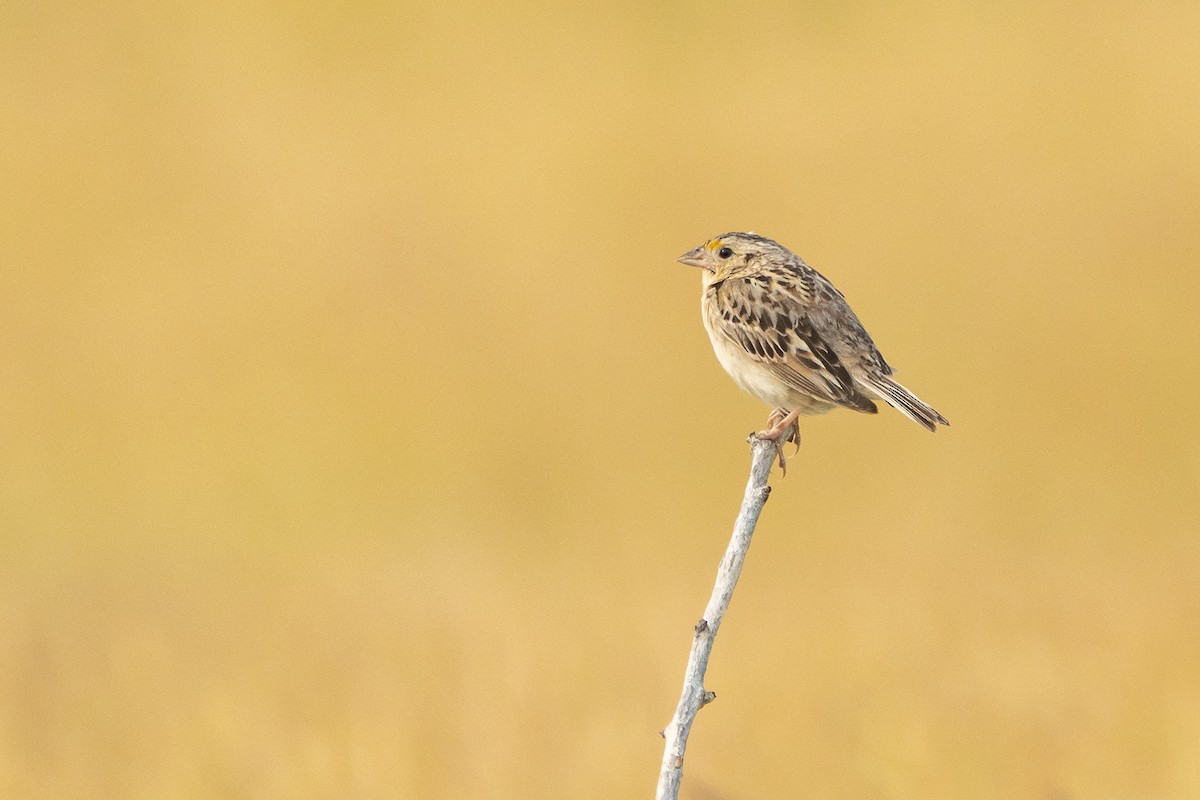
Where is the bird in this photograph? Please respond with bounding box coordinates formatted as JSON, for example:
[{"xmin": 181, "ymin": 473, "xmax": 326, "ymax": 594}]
[{"xmin": 678, "ymin": 232, "xmax": 948, "ymax": 471}]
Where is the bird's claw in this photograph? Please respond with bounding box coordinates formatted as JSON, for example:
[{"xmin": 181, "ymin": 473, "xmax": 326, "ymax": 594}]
[{"xmin": 752, "ymin": 414, "xmax": 800, "ymax": 476}]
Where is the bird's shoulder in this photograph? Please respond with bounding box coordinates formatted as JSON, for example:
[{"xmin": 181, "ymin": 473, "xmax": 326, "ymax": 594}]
[{"xmin": 703, "ymin": 265, "xmax": 876, "ymax": 410}]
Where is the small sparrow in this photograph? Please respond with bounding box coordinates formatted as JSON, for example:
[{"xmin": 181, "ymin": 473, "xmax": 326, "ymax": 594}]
[{"xmin": 678, "ymin": 232, "xmax": 948, "ymax": 469}]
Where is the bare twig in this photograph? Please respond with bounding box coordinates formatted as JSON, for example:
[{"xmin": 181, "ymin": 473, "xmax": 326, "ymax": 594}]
[{"xmin": 656, "ymin": 435, "xmax": 780, "ymax": 800}]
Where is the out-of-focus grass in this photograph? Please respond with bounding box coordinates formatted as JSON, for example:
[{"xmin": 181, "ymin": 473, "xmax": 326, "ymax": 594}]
[{"xmin": 2, "ymin": 2, "xmax": 1199, "ymax": 798}]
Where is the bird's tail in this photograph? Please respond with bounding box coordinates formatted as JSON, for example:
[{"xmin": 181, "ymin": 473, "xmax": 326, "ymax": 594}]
[{"xmin": 860, "ymin": 375, "xmax": 949, "ymax": 432}]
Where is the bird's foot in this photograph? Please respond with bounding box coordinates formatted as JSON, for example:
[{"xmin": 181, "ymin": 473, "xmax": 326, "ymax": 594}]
[{"xmin": 753, "ymin": 408, "xmax": 801, "ymax": 476}]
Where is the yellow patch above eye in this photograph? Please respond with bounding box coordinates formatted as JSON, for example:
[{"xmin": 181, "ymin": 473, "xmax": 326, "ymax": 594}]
[{"xmin": 704, "ymin": 239, "xmax": 724, "ymax": 251}]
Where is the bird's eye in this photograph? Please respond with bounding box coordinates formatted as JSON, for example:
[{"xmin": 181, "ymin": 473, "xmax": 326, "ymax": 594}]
[{"xmin": 718, "ymin": 247, "xmax": 733, "ymax": 259}]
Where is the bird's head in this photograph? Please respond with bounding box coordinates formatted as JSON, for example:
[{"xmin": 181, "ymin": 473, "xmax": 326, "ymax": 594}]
[{"xmin": 676, "ymin": 232, "xmax": 779, "ymax": 282}]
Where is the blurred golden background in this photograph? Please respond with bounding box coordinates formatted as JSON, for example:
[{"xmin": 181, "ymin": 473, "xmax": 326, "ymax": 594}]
[{"xmin": 3, "ymin": 2, "xmax": 1200, "ymax": 798}]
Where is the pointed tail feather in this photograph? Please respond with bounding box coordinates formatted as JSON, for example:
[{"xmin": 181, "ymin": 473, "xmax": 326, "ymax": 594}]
[{"xmin": 860, "ymin": 375, "xmax": 949, "ymax": 432}]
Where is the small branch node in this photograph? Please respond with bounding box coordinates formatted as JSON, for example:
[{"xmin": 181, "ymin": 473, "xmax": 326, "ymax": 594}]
[
  {"xmin": 693, "ymin": 619, "xmax": 709, "ymax": 634},
  {"xmin": 700, "ymin": 690, "xmax": 717, "ymax": 707}
]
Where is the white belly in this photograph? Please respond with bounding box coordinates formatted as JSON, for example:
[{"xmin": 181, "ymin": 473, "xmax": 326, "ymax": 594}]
[{"xmin": 704, "ymin": 323, "xmax": 834, "ymax": 417}]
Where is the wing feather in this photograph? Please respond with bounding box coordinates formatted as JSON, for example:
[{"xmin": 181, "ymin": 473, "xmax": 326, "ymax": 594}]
[{"xmin": 707, "ymin": 276, "xmax": 878, "ymax": 413}]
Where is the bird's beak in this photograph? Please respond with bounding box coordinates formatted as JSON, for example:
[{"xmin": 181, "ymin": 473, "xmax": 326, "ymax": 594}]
[{"xmin": 677, "ymin": 247, "xmax": 712, "ymax": 271}]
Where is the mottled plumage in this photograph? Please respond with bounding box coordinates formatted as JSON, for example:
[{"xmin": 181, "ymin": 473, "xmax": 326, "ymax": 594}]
[{"xmin": 678, "ymin": 232, "xmax": 948, "ymax": 453}]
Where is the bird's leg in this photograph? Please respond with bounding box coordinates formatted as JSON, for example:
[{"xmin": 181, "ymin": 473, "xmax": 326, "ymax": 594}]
[
  {"xmin": 755, "ymin": 408, "xmax": 802, "ymax": 475},
  {"xmin": 758, "ymin": 407, "xmax": 801, "ymax": 442}
]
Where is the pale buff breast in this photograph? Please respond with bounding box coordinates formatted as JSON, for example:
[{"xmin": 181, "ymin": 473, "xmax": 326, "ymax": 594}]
[{"xmin": 701, "ymin": 300, "xmax": 838, "ymax": 417}]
